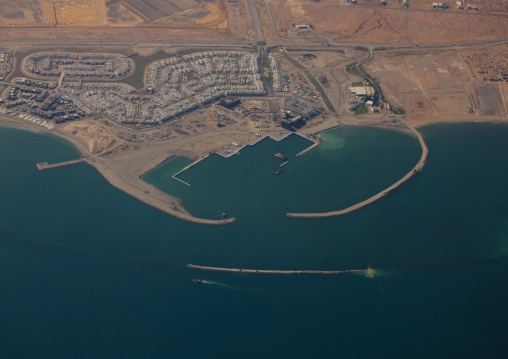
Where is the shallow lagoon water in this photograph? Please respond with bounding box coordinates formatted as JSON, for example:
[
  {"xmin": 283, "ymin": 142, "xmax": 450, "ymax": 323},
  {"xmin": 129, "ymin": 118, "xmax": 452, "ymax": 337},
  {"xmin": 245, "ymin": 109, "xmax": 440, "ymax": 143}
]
[{"xmin": 1, "ymin": 123, "xmax": 507, "ymax": 358}]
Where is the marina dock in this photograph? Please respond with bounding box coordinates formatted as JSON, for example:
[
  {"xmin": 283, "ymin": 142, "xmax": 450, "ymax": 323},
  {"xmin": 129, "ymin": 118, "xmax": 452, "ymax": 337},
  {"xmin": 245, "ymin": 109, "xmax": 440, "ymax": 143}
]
[{"xmin": 36, "ymin": 157, "xmax": 87, "ymax": 171}]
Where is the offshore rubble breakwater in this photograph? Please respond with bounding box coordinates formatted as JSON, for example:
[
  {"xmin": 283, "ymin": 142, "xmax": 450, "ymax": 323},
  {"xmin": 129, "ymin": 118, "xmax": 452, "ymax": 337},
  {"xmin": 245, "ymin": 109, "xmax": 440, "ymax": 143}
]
[
  {"xmin": 287, "ymin": 125, "xmax": 429, "ymax": 218},
  {"xmin": 187, "ymin": 263, "xmax": 371, "ymax": 275}
]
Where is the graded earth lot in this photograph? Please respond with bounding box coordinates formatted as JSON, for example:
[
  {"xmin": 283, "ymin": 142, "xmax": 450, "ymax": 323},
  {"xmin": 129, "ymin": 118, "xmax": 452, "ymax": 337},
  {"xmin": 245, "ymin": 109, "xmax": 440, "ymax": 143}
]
[
  {"xmin": 267, "ymin": 0, "xmax": 508, "ymax": 44},
  {"xmin": 0, "ymin": 0, "xmax": 228, "ymax": 29},
  {"xmin": 364, "ymin": 49, "xmax": 473, "ymax": 123},
  {"xmin": 363, "ymin": 47, "xmax": 508, "ymax": 127},
  {"xmin": 121, "ymin": 0, "xmax": 203, "ymax": 22},
  {"xmin": 475, "ymin": 84, "xmax": 505, "ymax": 116}
]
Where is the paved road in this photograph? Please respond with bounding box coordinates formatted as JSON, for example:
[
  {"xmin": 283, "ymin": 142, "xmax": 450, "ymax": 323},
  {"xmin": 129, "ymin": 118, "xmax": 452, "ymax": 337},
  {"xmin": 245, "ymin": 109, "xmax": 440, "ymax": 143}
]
[
  {"xmin": 0, "ymin": 0, "xmax": 507, "ymax": 56},
  {"xmin": 1, "ymin": 35, "xmax": 506, "ymax": 54},
  {"xmin": 246, "ymin": 0, "xmax": 263, "ymax": 41}
]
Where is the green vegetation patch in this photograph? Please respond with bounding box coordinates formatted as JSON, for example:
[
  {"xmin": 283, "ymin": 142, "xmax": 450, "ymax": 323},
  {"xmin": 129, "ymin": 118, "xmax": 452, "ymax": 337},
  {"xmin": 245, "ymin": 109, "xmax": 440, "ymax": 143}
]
[
  {"xmin": 354, "ymin": 106, "xmax": 369, "ymax": 115},
  {"xmin": 304, "ymin": 71, "xmax": 336, "ymax": 113},
  {"xmin": 354, "ymin": 46, "xmax": 369, "ymax": 52},
  {"xmin": 373, "ymin": 47, "xmax": 386, "ymax": 51},
  {"xmin": 346, "ymin": 59, "xmax": 387, "ymax": 105},
  {"xmin": 392, "ymin": 107, "xmax": 406, "ymax": 114},
  {"xmin": 351, "ymin": 81, "xmax": 364, "ymax": 87}
]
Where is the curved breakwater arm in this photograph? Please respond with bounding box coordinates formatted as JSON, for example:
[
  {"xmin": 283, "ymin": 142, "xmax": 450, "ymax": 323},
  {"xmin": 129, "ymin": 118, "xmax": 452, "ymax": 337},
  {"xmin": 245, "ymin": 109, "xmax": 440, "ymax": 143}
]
[{"xmin": 286, "ymin": 125, "xmax": 428, "ymax": 218}]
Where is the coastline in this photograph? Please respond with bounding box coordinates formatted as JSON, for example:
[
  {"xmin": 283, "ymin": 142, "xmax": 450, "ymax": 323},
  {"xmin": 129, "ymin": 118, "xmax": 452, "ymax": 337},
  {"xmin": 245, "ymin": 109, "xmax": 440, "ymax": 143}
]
[
  {"xmin": 0, "ymin": 114, "xmax": 236, "ymax": 225},
  {"xmin": 2, "ymin": 112, "xmax": 508, "ymax": 224}
]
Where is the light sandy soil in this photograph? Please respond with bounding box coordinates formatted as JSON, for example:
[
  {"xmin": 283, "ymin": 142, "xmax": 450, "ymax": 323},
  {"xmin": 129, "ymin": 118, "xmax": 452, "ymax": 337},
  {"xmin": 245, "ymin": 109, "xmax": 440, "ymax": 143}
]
[
  {"xmin": 0, "ymin": 0, "xmax": 233, "ymax": 42},
  {"xmin": 463, "ymin": 44, "xmax": 508, "ymax": 82},
  {"xmin": 269, "ymin": 1, "xmax": 508, "ymax": 45},
  {"xmin": 225, "ymin": 0, "xmax": 252, "ymax": 40},
  {"xmin": 487, "ymin": 0, "xmax": 508, "ymax": 13},
  {"xmin": 54, "ymin": 0, "xmax": 100, "ymax": 26},
  {"xmin": 364, "ymin": 49, "xmax": 474, "ymax": 124}
]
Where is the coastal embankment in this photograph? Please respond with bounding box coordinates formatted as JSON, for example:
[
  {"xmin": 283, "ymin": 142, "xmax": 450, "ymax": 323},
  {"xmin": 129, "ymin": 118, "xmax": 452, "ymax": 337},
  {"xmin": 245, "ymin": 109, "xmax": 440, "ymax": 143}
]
[
  {"xmin": 287, "ymin": 125, "xmax": 428, "ymax": 218},
  {"xmin": 0, "ymin": 115, "xmax": 236, "ymax": 226},
  {"xmin": 187, "ymin": 263, "xmax": 370, "ymax": 275},
  {"xmin": 86, "ymin": 157, "xmax": 237, "ymax": 226}
]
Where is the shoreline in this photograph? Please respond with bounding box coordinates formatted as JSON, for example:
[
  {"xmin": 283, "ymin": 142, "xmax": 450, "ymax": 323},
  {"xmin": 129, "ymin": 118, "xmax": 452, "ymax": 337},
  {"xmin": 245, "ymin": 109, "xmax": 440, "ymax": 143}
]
[
  {"xmin": 2, "ymin": 113, "xmax": 507, "ymax": 224},
  {"xmin": 0, "ymin": 114, "xmax": 236, "ymax": 225}
]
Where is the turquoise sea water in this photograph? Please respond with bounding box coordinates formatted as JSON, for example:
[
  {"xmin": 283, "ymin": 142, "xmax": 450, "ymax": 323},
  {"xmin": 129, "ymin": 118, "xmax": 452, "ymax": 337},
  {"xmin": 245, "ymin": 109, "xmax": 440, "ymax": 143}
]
[{"xmin": 0, "ymin": 123, "xmax": 507, "ymax": 358}]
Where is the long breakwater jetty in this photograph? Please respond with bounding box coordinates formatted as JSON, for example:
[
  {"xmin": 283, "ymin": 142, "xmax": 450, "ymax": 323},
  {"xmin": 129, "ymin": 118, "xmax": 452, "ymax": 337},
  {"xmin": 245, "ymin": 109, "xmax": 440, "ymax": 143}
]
[
  {"xmin": 187, "ymin": 263, "xmax": 370, "ymax": 275},
  {"xmin": 36, "ymin": 157, "xmax": 88, "ymax": 171},
  {"xmin": 287, "ymin": 125, "xmax": 429, "ymax": 218},
  {"xmin": 295, "ymin": 135, "xmax": 321, "ymax": 157}
]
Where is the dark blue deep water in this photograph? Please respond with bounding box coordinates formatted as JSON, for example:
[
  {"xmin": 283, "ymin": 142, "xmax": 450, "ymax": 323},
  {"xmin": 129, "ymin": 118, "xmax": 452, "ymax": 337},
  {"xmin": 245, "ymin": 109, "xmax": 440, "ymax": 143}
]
[{"xmin": 1, "ymin": 123, "xmax": 507, "ymax": 358}]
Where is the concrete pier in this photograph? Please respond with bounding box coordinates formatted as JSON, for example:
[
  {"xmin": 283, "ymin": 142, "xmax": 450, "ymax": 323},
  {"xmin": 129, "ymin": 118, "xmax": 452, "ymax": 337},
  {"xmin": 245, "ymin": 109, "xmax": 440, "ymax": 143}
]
[
  {"xmin": 187, "ymin": 263, "xmax": 369, "ymax": 275},
  {"xmin": 37, "ymin": 157, "xmax": 87, "ymax": 171},
  {"xmin": 295, "ymin": 137, "xmax": 321, "ymax": 157}
]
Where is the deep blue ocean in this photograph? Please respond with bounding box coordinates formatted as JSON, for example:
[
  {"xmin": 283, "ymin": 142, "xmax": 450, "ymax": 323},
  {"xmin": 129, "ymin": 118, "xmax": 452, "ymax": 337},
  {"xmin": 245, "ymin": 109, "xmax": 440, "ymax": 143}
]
[{"xmin": 0, "ymin": 123, "xmax": 507, "ymax": 358}]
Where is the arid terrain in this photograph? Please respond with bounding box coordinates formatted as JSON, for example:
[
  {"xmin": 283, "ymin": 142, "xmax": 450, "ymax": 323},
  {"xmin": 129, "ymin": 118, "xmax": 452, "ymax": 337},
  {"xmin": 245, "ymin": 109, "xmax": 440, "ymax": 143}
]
[
  {"xmin": 364, "ymin": 47, "xmax": 508, "ymax": 126},
  {"xmin": 267, "ymin": 0, "xmax": 508, "ymax": 45}
]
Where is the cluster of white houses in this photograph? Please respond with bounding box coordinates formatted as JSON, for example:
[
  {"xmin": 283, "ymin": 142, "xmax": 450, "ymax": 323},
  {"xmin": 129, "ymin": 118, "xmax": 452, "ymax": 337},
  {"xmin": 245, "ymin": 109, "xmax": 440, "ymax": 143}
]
[
  {"xmin": 268, "ymin": 53, "xmax": 284, "ymax": 92},
  {"xmin": 58, "ymin": 51, "xmax": 266, "ymax": 125},
  {"xmin": 25, "ymin": 52, "xmax": 133, "ymax": 79}
]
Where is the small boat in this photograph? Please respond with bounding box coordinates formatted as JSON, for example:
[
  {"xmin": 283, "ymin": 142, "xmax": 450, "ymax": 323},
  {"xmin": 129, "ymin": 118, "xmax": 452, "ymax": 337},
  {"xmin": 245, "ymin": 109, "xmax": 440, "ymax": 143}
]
[
  {"xmin": 273, "ymin": 169, "xmax": 282, "ymax": 175},
  {"xmin": 192, "ymin": 279, "xmax": 203, "ymax": 283},
  {"xmin": 274, "ymin": 152, "xmax": 287, "ymax": 161},
  {"xmin": 219, "ymin": 212, "xmax": 227, "ymax": 220}
]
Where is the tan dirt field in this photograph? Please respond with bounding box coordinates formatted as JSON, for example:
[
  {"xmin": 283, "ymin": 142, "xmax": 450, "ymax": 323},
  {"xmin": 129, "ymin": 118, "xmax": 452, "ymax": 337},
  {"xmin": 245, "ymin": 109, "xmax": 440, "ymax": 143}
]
[
  {"xmin": 487, "ymin": 0, "xmax": 508, "ymax": 13},
  {"xmin": 288, "ymin": 0, "xmax": 483, "ymax": 12},
  {"xmin": 54, "ymin": 0, "xmax": 100, "ymax": 25},
  {"xmin": 301, "ymin": 52, "xmax": 346, "ymax": 69},
  {"xmin": 107, "ymin": 3, "xmax": 144, "ymax": 25},
  {"xmin": 0, "ymin": 0, "xmax": 43, "ymax": 26},
  {"xmin": 0, "ymin": 26, "xmax": 229, "ymax": 42},
  {"xmin": 463, "ymin": 44, "xmax": 508, "ymax": 82},
  {"xmin": 365, "ymin": 50, "xmax": 475, "ymax": 122},
  {"xmin": 60, "ymin": 120, "xmax": 125, "ymax": 155},
  {"xmin": 158, "ymin": 2, "xmax": 216, "ymax": 25},
  {"xmin": 0, "ymin": 0, "xmax": 228, "ymax": 30},
  {"xmin": 269, "ymin": 1, "xmax": 508, "ymax": 44},
  {"xmin": 225, "ymin": 0, "xmax": 251, "ymax": 39},
  {"xmin": 255, "ymin": 0, "xmax": 279, "ymax": 42}
]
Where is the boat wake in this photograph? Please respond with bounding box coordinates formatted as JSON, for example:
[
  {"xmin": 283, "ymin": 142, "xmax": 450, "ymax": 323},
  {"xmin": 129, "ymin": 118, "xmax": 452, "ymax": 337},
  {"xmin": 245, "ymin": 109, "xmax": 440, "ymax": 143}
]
[
  {"xmin": 195, "ymin": 279, "xmax": 263, "ymax": 293},
  {"xmin": 201, "ymin": 280, "xmax": 234, "ymax": 290}
]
